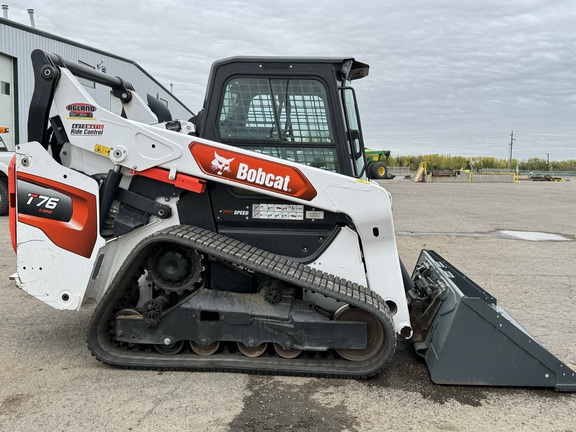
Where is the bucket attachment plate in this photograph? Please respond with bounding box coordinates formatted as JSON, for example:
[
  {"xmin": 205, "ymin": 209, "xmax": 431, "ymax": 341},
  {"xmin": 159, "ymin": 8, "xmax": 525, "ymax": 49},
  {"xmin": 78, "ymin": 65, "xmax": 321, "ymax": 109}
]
[{"xmin": 410, "ymin": 250, "xmax": 576, "ymax": 391}]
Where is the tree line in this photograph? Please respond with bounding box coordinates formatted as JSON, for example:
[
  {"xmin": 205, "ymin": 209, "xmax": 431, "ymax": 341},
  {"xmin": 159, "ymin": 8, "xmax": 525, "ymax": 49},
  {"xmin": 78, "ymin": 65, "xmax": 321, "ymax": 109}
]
[{"xmin": 389, "ymin": 154, "xmax": 576, "ymax": 171}]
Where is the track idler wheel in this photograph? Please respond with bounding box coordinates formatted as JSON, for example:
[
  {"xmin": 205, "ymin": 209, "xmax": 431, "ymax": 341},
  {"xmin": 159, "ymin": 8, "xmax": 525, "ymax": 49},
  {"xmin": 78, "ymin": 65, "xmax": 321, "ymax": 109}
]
[{"xmin": 334, "ymin": 307, "xmax": 386, "ymax": 362}]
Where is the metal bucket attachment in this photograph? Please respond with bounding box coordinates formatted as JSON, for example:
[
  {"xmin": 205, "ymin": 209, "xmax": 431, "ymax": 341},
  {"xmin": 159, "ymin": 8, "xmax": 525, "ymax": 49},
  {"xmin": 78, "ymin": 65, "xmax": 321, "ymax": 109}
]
[{"xmin": 408, "ymin": 250, "xmax": 576, "ymax": 391}]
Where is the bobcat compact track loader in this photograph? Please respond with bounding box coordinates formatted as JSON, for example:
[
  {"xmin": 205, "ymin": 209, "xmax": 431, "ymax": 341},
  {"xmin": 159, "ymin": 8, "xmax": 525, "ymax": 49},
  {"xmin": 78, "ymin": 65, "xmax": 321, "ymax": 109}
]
[{"xmin": 7, "ymin": 50, "xmax": 576, "ymax": 390}]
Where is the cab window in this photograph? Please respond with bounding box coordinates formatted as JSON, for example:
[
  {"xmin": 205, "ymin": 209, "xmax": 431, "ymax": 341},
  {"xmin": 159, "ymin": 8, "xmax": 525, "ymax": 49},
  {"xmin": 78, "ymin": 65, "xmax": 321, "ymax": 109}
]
[{"xmin": 218, "ymin": 77, "xmax": 339, "ymax": 172}]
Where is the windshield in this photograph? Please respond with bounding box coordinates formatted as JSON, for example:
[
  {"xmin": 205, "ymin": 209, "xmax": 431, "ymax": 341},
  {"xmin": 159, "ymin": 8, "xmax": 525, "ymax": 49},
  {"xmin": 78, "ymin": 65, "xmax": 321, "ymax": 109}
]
[{"xmin": 218, "ymin": 77, "xmax": 341, "ymax": 172}]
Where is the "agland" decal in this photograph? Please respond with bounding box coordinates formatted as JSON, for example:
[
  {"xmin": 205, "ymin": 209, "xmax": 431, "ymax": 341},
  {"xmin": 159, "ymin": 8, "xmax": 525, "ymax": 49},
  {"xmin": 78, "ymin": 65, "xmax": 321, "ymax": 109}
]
[
  {"xmin": 189, "ymin": 142, "xmax": 317, "ymax": 201},
  {"xmin": 66, "ymin": 103, "xmax": 97, "ymax": 120}
]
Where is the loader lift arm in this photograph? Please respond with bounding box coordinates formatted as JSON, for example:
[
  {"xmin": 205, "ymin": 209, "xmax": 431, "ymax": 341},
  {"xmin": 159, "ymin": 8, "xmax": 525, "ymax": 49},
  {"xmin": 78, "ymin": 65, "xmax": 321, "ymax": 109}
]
[{"xmin": 27, "ymin": 50, "xmax": 133, "ymax": 147}]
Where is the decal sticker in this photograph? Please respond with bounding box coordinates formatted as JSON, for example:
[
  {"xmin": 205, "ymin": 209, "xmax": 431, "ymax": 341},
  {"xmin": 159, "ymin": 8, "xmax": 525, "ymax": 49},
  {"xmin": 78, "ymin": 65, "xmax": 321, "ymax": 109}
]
[
  {"xmin": 66, "ymin": 103, "xmax": 97, "ymax": 120},
  {"xmin": 189, "ymin": 142, "xmax": 317, "ymax": 201},
  {"xmin": 71, "ymin": 123, "xmax": 104, "ymax": 136},
  {"xmin": 212, "ymin": 152, "xmax": 235, "ymax": 175},
  {"xmin": 17, "ymin": 172, "xmax": 98, "ymax": 258},
  {"xmin": 18, "ymin": 181, "xmax": 73, "ymax": 222},
  {"xmin": 306, "ymin": 210, "xmax": 325, "ymax": 220},
  {"xmin": 218, "ymin": 209, "xmax": 250, "ymax": 219},
  {"xmin": 253, "ymin": 204, "xmax": 304, "ymax": 220},
  {"xmin": 94, "ymin": 144, "xmax": 111, "ymax": 156}
]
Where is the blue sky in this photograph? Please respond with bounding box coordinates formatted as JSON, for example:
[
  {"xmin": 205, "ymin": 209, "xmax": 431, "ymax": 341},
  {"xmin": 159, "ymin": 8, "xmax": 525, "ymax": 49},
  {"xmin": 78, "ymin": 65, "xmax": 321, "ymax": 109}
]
[{"xmin": 5, "ymin": 0, "xmax": 576, "ymax": 161}]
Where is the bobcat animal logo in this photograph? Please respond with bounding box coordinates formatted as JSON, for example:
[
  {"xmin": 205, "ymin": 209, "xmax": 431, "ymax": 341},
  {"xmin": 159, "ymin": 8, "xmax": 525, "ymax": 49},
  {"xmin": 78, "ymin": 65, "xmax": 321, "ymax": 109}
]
[{"xmin": 211, "ymin": 152, "xmax": 235, "ymax": 175}]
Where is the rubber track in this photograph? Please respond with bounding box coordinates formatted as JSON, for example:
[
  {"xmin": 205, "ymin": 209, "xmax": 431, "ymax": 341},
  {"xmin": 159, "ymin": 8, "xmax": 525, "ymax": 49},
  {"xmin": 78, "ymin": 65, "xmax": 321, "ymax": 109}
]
[{"xmin": 87, "ymin": 225, "xmax": 396, "ymax": 378}]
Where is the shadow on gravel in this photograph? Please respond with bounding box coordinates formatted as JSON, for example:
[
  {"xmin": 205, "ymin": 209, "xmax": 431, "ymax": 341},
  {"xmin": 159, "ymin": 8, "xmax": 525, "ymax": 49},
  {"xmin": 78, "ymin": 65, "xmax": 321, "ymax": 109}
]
[
  {"xmin": 230, "ymin": 376, "xmax": 359, "ymax": 432},
  {"xmin": 367, "ymin": 341, "xmax": 567, "ymax": 406}
]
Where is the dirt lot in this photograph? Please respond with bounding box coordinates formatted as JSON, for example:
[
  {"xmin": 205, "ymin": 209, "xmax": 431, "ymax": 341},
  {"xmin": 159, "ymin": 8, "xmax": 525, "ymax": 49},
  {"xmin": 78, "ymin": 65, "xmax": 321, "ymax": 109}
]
[{"xmin": 1, "ymin": 179, "xmax": 575, "ymax": 431}]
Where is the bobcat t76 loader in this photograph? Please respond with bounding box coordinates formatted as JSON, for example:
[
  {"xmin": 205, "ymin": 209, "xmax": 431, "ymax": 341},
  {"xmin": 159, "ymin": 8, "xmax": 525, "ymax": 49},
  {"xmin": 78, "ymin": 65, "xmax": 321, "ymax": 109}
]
[{"xmin": 7, "ymin": 50, "xmax": 576, "ymax": 391}]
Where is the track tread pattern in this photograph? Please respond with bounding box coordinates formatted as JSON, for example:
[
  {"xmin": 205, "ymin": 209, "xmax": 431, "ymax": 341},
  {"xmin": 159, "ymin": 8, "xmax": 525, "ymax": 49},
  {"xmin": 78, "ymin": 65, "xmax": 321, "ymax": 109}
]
[{"xmin": 87, "ymin": 225, "xmax": 396, "ymax": 378}]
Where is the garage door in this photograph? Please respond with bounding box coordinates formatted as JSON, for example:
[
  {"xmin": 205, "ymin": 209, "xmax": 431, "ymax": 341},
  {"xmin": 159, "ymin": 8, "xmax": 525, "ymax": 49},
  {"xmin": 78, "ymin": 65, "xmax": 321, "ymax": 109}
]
[{"xmin": 0, "ymin": 53, "xmax": 14, "ymax": 150}]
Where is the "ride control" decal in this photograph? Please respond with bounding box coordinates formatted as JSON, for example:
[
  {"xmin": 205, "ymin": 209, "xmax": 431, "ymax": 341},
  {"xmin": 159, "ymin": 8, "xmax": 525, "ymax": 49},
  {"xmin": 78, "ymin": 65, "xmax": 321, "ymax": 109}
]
[
  {"xmin": 189, "ymin": 142, "xmax": 317, "ymax": 201},
  {"xmin": 71, "ymin": 123, "xmax": 104, "ymax": 136}
]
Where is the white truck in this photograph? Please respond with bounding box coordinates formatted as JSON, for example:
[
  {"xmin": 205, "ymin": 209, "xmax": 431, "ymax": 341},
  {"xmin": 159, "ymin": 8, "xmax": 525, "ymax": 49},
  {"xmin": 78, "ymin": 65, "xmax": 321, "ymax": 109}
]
[{"xmin": 0, "ymin": 126, "xmax": 13, "ymax": 215}]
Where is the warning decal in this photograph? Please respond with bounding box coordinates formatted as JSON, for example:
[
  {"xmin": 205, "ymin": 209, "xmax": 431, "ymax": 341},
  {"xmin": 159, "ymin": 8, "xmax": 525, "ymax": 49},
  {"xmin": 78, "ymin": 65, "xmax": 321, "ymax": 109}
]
[{"xmin": 252, "ymin": 204, "xmax": 304, "ymax": 220}]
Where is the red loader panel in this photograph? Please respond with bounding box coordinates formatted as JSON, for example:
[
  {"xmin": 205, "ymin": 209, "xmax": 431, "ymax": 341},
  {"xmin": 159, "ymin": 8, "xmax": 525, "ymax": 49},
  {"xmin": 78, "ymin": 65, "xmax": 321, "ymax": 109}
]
[
  {"xmin": 16, "ymin": 172, "xmax": 98, "ymax": 258},
  {"xmin": 189, "ymin": 141, "xmax": 317, "ymax": 201}
]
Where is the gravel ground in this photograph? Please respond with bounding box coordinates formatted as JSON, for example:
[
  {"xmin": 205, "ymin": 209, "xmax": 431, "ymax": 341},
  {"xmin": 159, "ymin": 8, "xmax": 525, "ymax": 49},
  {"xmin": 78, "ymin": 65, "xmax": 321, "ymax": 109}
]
[{"xmin": 0, "ymin": 179, "xmax": 574, "ymax": 431}]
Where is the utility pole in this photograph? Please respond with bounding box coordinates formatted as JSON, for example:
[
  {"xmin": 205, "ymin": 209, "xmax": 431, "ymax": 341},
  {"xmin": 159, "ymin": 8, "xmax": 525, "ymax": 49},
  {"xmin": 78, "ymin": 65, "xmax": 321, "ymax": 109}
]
[
  {"xmin": 546, "ymin": 153, "xmax": 550, "ymax": 171},
  {"xmin": 507, "ymin": 131, "xmax": 515, "ymax": 171}
]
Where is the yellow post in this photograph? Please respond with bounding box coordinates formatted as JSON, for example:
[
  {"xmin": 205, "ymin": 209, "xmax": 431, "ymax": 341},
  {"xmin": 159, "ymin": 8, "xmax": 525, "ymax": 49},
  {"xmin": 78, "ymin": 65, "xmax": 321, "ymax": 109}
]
[{"xmin": 414, "ymin": 162, "xmax": 427, "ymax": 182}]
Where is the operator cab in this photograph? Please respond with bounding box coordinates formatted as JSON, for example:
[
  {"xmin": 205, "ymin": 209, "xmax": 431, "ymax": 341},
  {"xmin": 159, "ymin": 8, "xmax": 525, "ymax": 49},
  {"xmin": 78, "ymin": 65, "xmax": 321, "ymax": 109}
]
[
  {"xmin": 175, "ymin": 57, "xmax": 372, "ymax": 263},
  {"xmin": 195, "ymin": 57, "xmax": 369, "ymax": 179}
]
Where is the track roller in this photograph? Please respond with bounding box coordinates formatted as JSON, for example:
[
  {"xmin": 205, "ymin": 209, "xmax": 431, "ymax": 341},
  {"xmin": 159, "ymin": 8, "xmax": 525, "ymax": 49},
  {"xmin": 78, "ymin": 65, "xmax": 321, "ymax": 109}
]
[
  {"xmin": 274, "ymin": 343, "xmax": 302, "ymax": 359},
  {"xmin": 238, "ymin": 342, "xmax": 267, "ymax": 357},
  {"xmin": 190, "ymin": 340, "xmax": 220, "ymax": 356}
]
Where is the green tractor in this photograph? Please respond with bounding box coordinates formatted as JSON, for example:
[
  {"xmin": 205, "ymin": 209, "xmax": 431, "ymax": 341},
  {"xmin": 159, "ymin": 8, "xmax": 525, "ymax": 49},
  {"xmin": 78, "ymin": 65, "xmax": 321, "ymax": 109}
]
[{"xmin": 365, "ymin": 149, "xmax": 395, "ymax": 179}]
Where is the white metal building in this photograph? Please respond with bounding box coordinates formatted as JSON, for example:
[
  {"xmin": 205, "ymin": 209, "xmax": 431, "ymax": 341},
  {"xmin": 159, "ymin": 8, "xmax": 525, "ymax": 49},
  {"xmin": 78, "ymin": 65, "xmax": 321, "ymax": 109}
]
[{"xmin": 0, "ymin": 15, "xmax": 193, "ymax": 151}]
